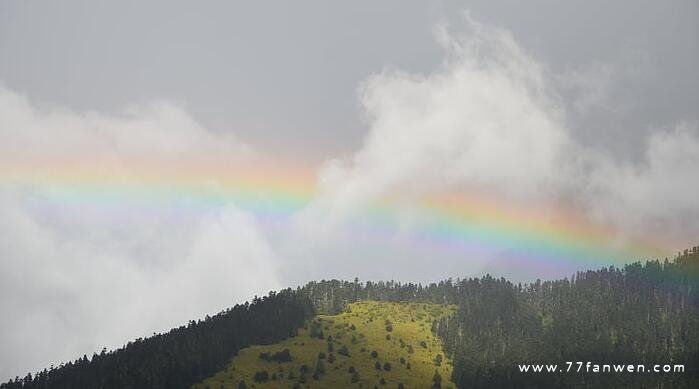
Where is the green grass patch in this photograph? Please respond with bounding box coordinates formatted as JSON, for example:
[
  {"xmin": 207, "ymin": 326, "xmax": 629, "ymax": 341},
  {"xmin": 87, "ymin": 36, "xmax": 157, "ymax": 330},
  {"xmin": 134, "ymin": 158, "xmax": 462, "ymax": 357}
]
[{"xmin": 193, "ymin": 301, "xmax": 457, "ymax": 389}]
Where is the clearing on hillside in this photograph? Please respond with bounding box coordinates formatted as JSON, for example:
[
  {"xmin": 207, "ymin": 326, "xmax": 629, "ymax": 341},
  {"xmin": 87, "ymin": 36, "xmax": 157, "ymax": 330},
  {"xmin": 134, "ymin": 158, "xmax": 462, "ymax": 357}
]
[{"xmin": 194, "ymin": 301, "xmax": 457, "ymax": 389}]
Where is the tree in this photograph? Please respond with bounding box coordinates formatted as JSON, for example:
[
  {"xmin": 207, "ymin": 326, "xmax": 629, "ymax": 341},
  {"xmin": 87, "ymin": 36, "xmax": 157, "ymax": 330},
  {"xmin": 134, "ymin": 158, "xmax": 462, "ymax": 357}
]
[
  {"xmin": 313, "ymin": 359, "xmax": 325, "ymax": 378},
  {"xmin": 432, "ymin": 370, "xmax": 442, "ymax": 388},
  {"xmin": 253, "ymin": 371, "xmax": 269, "ymax": 383},
  {"xmin": 337, "ymin": 344, "xmax": 351, "ymax": 357}
]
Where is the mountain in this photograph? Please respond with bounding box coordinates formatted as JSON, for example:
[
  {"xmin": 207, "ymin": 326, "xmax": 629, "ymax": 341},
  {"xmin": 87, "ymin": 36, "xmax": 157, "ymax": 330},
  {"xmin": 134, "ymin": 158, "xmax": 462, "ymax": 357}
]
[{"xmin": 2, "ymin": 249, "xmax": 698, "ymax": 389}]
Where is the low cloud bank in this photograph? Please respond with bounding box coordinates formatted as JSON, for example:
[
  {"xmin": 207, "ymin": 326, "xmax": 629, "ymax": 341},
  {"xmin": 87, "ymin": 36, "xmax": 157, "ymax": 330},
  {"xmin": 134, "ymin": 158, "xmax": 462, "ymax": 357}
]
[{"xmin": 0, "ymin": 89, "xmax": 281, "ymax": 380}]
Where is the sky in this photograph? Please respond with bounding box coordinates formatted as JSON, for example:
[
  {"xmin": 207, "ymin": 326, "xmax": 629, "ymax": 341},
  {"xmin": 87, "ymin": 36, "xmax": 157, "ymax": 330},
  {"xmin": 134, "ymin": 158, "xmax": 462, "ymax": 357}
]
[{"xmin": 1, "ymin": 0, "xmax": 698, "ymax": 381}]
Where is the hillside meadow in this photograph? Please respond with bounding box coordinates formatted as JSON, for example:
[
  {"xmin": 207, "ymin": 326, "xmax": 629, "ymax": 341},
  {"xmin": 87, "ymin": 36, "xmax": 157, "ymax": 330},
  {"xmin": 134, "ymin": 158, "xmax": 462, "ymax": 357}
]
[{"xmin": 194, "ymin": 301, "xmax": 457, "ymax": 389}]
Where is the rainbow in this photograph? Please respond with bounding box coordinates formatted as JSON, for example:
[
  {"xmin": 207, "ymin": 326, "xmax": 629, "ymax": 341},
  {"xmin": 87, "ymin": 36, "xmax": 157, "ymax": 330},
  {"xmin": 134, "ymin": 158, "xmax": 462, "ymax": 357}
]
[{"xmin": 0, "ymin": 156, "xmax": 671, "ymax": 273}]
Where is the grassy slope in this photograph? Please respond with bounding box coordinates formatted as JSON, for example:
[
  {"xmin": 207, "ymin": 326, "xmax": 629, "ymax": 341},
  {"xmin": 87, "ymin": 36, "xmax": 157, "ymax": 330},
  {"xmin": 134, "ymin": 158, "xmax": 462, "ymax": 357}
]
[{"xmin": 194, "ymin": 301, "xmax": 457, "ymax": 389}]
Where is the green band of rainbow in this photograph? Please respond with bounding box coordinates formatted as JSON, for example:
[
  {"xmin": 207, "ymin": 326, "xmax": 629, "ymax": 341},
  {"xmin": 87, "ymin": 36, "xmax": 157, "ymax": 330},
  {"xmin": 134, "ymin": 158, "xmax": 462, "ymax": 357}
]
[{"xmin": 0, "ymin": 157, "xmax": 670, "ymax": 270}]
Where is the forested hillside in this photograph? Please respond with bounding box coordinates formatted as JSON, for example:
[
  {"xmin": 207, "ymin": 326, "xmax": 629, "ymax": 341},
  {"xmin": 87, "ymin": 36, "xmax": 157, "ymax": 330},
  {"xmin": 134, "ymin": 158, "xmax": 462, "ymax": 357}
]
[
  {"xmin": 0, "ymin": 291, "xmax": 313, "ymax": 389},
  {"xmin": 2, "ymin": 249, "xmax": 698, "ymax": 388},
  {"xmin": 296, "ymin": 250, "xmax": 699, "ymax": 388}
]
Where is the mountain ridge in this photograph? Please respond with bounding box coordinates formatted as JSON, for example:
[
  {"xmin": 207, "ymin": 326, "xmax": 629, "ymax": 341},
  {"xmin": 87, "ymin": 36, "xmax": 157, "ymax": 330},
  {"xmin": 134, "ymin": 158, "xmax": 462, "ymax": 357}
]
[{"xmin": 2, "ymin": 248, "xmax": 698, "ymax": 388}]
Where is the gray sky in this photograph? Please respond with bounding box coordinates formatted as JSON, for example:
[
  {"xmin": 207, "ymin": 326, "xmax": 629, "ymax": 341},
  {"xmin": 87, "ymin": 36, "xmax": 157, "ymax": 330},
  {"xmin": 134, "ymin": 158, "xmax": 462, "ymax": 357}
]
[
  {"xmin": 2, "ymin": 0, "xmax": 697, "ymax": 161},
  {"xmin": 1, "ymin": 0, "xmax": 698, "ymax": 382}
]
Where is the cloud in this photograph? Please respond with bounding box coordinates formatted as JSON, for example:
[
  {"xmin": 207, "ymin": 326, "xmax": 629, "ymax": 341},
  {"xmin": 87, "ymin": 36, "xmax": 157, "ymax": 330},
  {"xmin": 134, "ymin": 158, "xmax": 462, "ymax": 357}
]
[
  {"xmin": 287, "ymin": 13, "xmax": 699, "ymax": 283},
  {"xmin": 584, "ymin": 123, "xmax": 699, "ymax": 245},
  {"xmin": 0, "ymin": 86, "xmax": 254, "ymax": 165},
  {"xmin": 287, "ymin": 14, "xmax": 572, "ymax": 281},
  {"xmin": 2, "ymin": 10, "xmax": 698, "ymax": 382},
  {"xmin": 556, "ymin": 62, "xmax": 617, "ymax": 116},
  {"xmin": 0, "ymin": 87, "xmax": 280, "ymax": 380},
  {"xmin": 292, "ymin": 15, "xmax": 566, "ymax": 247},
  {"xmin": 323, "ymin": 14, "xmax": 568, "ymax": 208}
]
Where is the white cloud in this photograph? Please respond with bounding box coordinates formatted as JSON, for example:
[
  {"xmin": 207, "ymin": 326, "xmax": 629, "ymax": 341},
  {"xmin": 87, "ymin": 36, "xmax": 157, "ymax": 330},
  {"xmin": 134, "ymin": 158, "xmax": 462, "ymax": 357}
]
[
  {"xmin": 0, "ymin": 87, "xmax": 253, "ymax": 163},
  {"xmin": 287, "ymin": 14, "xmax": 699, "ymax": 283},
  {"xmin": 0, "ymin": 88, "xmax": 280, "ymax": 380},
  {"xmin": 313, "ymin": 14, "xmax": 569, "ymax": 213},
  {"xmin": 287, "ymin": 14, "xmax": 572, "ymax": 281}
]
